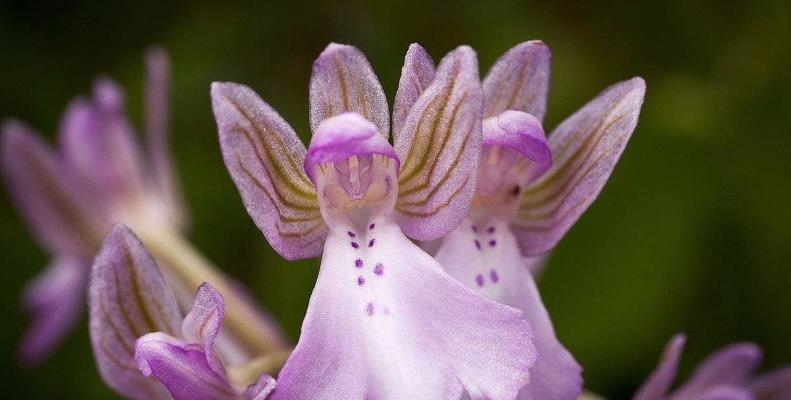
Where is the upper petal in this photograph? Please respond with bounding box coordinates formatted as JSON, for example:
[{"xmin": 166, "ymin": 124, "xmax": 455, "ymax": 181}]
[
  {"xmin": 212, "ymin": 81, "xmax": 328, "ymax": 260},
  {"xmin": 513, "ymin": 77, "xmax": 646, "ymax": 256},
  {"xmin": 144, "ymin": 47, "xmax": 187, "ymax": 229},
  {"xmin": 59, "ymin": 79, "xmax": 148, "ymax": 213},
  {"xmin": 394, "ymin": 46, "xmax": 484, "ymax": 241},
  {"xmin": 392, "ymin": 43, "xmax": 435, "ymax": 140},
  {"xmin": 482, "ymin": 41, "xmax": 551, "ymax": 121},
  {"xmin": 309, "ymin": 43, "xmax": 389, "ymax": 137},
  {"xmin": 272, "ymin": 223, "xmax": 535, "ymax": 400},
  {"xmin": 633, "ymin": 334, "xmax": 686, "ymax": 400},
  {"xmin": 18, "ymin": 255, "xmax": 88, "ymax": 366},
  {"xmin": 1, "ymin": 120, "xmax": 99, "ymax": 256},
  {"xmin": 304, "ymin": 112, "xmax": 399, "ymax": 184},
  {"xmin": 672, "ymin": 343, "xmax": 762, "ymax": 399},
  {"xmin": 89, "ymin": 224, "xmax": 182, "ymax": 399}
]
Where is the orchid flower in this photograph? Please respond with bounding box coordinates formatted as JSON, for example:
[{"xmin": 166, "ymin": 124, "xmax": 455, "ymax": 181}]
[
  {"xmin": 634, "ymin": 334, "xmax": 791, "ymax": 400},
  {"xmin": 212, "ymin": 42, "xmax": 536, "ymax": 400},
  {"xmin": 89, "ymin": 224, "xmax": 276, "ymax": 399},
  {"xmin": 1, "ymin": 48, "xmax": 286, "ymax": 366},
  {"xmin": 431, "ymin": 41, "xmax": 646, "ymax": 399}
]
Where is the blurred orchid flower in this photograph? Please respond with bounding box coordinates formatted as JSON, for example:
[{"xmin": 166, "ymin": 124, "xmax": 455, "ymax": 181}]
[
  {"xmin": 430, "ymin": 41, "xmax": 646, "ymax": 399},
  {"xmin": 2, "ymin": 48, "xmax": 287, "ymax": 366},
  {"xmin": 212, "ymin": 43, "xmax": 536, "ymax": 400},
  {"xmin": 634, "ymin": 334, "xmax": 791, "ymax": 400},
  {"xmin": 90, "ymin": 224, "xmax": 276, "ymax": 400}
]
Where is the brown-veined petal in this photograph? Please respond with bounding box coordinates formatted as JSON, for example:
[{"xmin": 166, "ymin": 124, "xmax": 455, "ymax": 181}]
[
  {"xmin": 513, "ymin": 77, "xmax": 646, "ymax": 256},
  {"xmin": 392, "ymin": 43, "xmax": 435, "ymax": 140},
  {"xmin": 482, "ymin": 40, "xmax": 551, "ymax": 121},
  {"xmin": 394, "ymin": 46, "xmax": 483, "ymax": 241},
  {"xmin": 309, "ymin": 43, "xmax": 389, "ymax": 137},
  {"xmin": 89, "ymin": 224, "xmax": 182, "ymax": 400},
  {"xmin": 212, "ymin": 81, "xmax": 327, "ymax": 260}
]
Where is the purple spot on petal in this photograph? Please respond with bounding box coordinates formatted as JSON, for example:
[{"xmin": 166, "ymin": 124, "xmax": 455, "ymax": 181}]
[
  {"xmin": 357, "ymin": 276, "xmax": 365, "ymax": 286},
  {"xmin": 368, "ymin": 239, "xmax": 375, "ymax": 248},
  {"xmin": 351, "ymin": 242, "xmax": 359, "ymax": 249},
  {"xmin": 475, "ymin": 274, "xmax": 484, "ymax": 287},
  {"xmin": 347, "ymin": 231, "xmax": 356, "ymax": 238},
  {"xmin": 366, "ymin": 302, "xmax": 374, "ymax": 316},
  {"xmin": 490, "ymin": 269, "xmax": 499, "ymax": 283},
  {"xmin": 374, "ymin": 263, "xmax": 384, "ymax": 276},
  {"xmin": 384, "ymin": 307, "xmax": 390, "ymax": 315},
  {"xmin": 355, "ymin": 259, "xmax": 363, "ymax": 268},
  {"xmin": 489, "ymin": 240, "xmax": 497, "ymax": 247},
  {"xmin": 487, "ymin": 226, "xmax": 495, "ymax": 234},
  {"xmin": 474, "ymin": 240, "xmax": 481, "ymax": 250},
  {"xmin": 472, "ymin": 225, "xmax": 478, "ymax": 233},
  {"xmin": 369, "ymin": 223, "xmax": 375, "ymax": 230}
]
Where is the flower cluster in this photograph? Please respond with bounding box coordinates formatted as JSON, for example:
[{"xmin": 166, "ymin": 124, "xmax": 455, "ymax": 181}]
[{"xmin": 3, "ymin": 41, "xmax": 789, "ymax": 400}]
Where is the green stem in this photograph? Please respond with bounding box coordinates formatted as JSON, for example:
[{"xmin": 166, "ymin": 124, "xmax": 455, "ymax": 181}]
[{"xmin": 136, "ymin": 225, "xmax": 288, "ymax": 358}]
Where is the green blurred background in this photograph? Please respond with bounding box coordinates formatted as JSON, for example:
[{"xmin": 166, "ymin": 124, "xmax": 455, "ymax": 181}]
[{"xmin": 1, "ymin": 0, "xmax": 789, "ymax": 398}]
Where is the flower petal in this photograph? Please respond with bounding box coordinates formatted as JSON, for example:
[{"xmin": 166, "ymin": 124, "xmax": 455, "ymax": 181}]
[
  {"xmin": 525, "ymin": 255, "xmax": 548, "ymax": 276},
  {"xmin": 181, "ymin": 283, "xmax": 226, "ymax": 378},
  {"xmin": 18, "ymin": 255, "xmax": 88, "ymax": 366},
  {"xmin": 749, "ymin": 366, "xmax": 791, "ymax": 400},
  {"xmin": 144, "ymin": 47, "xmax": 187, "ymax": 229},
  {"xmin": 89, "ymin": 224, "xmax": 182, "ymax": 399},
  {"xmin": 309, "ymin": 43, "xmax": 389, "ymax": 137},
  {"xmin": 243, "ymin": 374, "xmax": 277, "ymax": 400},
  {"xmin": 1, "ymin": 120, "xmax": 99, "ymax": 256},
  {"xmin": 304, "ymin": 113, "xmax": 399, "ymax": 184},
  {"xmin": 482, "ymin": 41, "xmax": 551, "ymax": 121},
  {"xmin": 135, "ymin": 332, "xmax": 238, "ymax": 400},
  {"xmin": 272, "ymin": 223, "xmax": 535, "ymax": 400},
  {"xmin": 394, "ymin": 46, "xmax": 483, "ymax": 241},
  {"xmin": 672, "ymin": 343, "xmax": 762, "ymax": 399},
  {"xmin": 436, "ymin": 221, "xmax": 581, "ymax": 400},
  {"xmin": 687, "ymin": 386, "xmax": 755, "ymax": 400},
  {"xmin": 392, "ymin": 43, "xmax": 435, "ymax": 140},
  {"xmin": 513, "ymin": 77, "xmax": 646, "ymax": 256},
  {"xmin": 59, "ymin": 79, "xmax": 148, "ymax": 211},
  {"xmin": 483, "ymin": 110, "xmax": 552, "ymax": 183},
  {"xmin": 633, "ymin": 334, "xmax": 686, "ymax": 400},
  {"xmin": 212, "ymin": 81, "xmax": 327, "ymax": 260}
]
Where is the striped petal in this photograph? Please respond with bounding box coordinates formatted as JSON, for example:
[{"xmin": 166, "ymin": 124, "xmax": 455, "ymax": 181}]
[
  {"xmin": 672, "ymin": 343, "xmax": 762, "ymax": 399},
  {"xmin": 483, "ymin": 41, "xmax": 551, "ymax": 121},
  {"xmin": 1, "ymin": 120, "xmax": 99, "ymax": 257},
  {"xmin": 309, "ymin": 43, "xmax": 389, "ymax": 137},
  {"xmin": 393, "ymin": 43, "xmax": 435, "ymax": 140},
  {"xmin": 633, "ymin": 334, "xmax": 686, "ymax": 400},
  {"xmin": 144, "ymin": 47, "xmax": 187, "ymax": 229},
  {"xmin": 89, "ymin": 224, "xmax": 182, "ymax": 400},
  {"xmin": 394, "ymin": 46, "xmax": 483, "ymax": 241},
  {"xmin": 212, "ymin": 82, "xmax": 327, "ymax": 260},
  {"xmin": 513, "ymin": 77, "xmax": 646, "ymax": 256}
]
